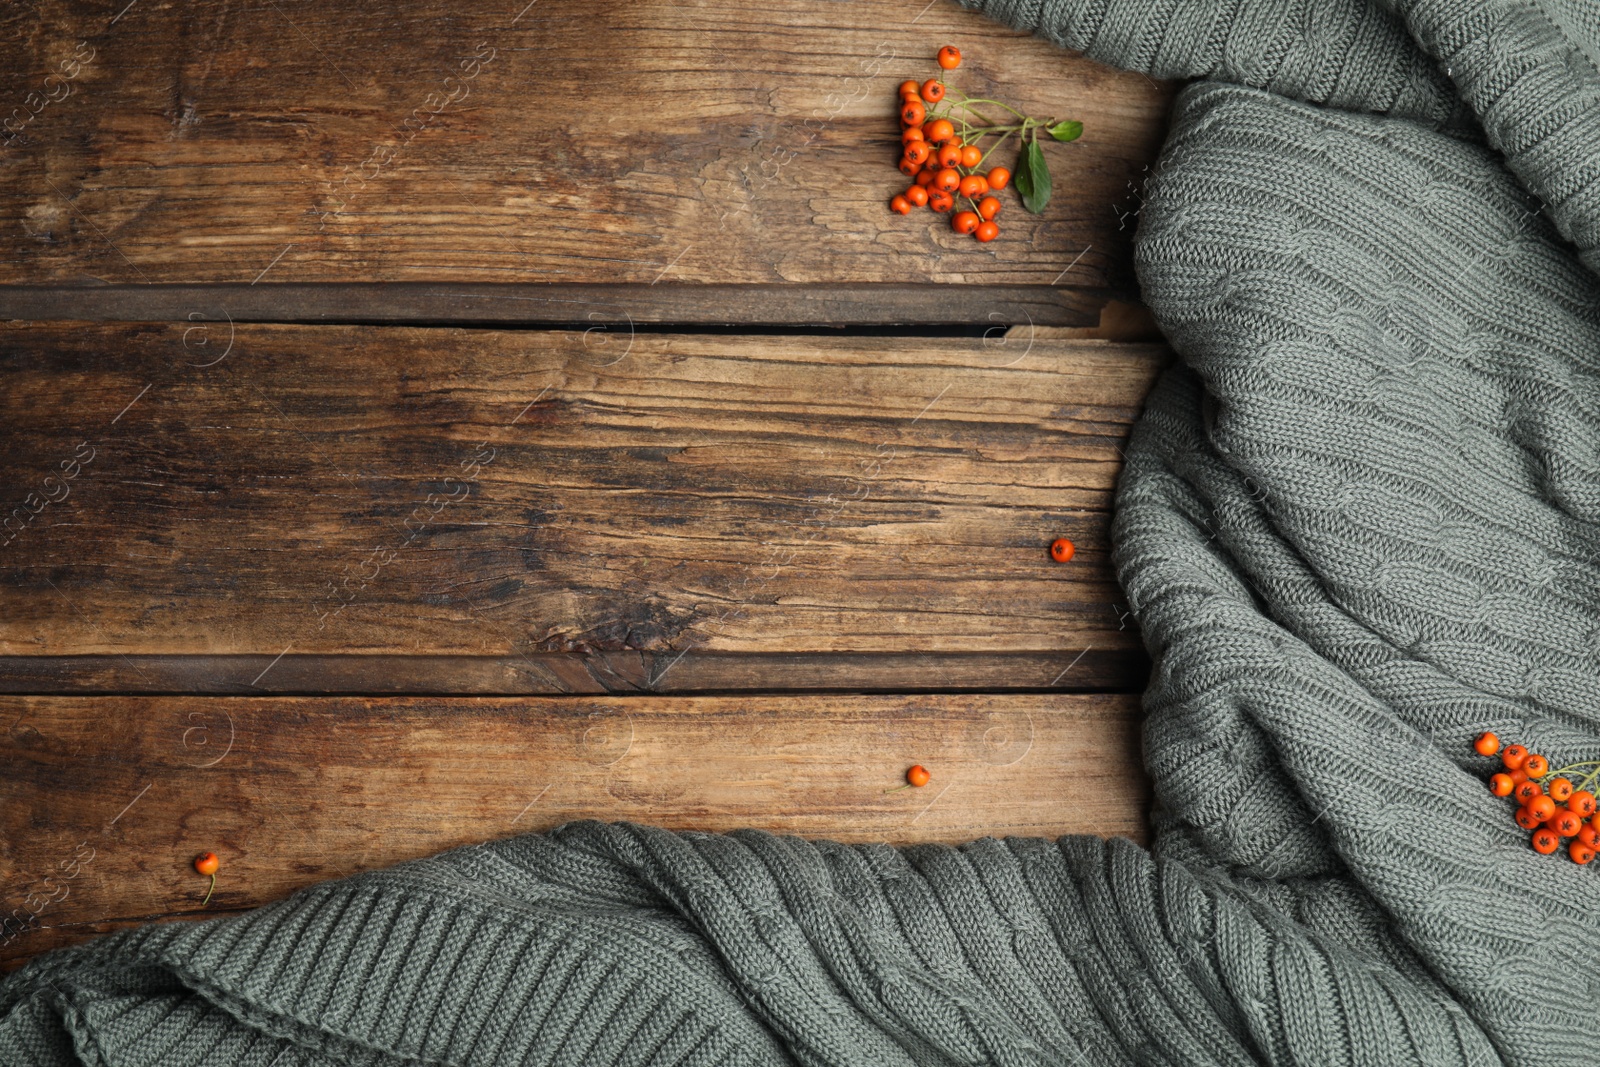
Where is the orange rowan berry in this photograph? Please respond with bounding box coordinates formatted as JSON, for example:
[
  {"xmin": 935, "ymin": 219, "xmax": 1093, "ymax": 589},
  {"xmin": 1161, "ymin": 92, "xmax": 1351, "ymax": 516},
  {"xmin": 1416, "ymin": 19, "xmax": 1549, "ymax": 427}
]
[
  {"xmin": 1550, "ymin": 810, "xmax": 1583, "ymax": 837},
  {"xmin": 986, "ymin": 166, "xmax": 1011, "ymax": 190},
  {"xmin": 899, "ymin": 158, "xmax": 922, "ymax": 177},
  {"xmin": 960, "ymin": 144, "xmax": 983, "ymax": 168},
  {"xmin": 1489, "ymin": 773, "xmax": 1515, "ymax": 797},
  {"xmin": 977, "ymin": 196, "xmax": 1001, "ymax": 221},
  {"xmin": 937, "ymin": 46, "xmax": 961, "ymax": 70},
  {"xmin": 1501, "ymin": 744, "xmax": 1528, "ymax": 770},
  {"xmin": 1473, "ymin": 731, "xmax": 1500, "ymax": 757},
  {"xmin": 1513, "ymin": 780, "xmax": 1542, "ymax": 803},
  {"xmin": 1548, "ymin": 777, "xmax": 1574, "ymax": 803},
  {"xmin": 933, "ymin": 168, "xmax": 961, "ymax": 193},
  {"xmin": 1524, "ymin": 754, "xmax": 1549, "ymax": 778},
  {"xmin": 1532, "ymin": 827, "xmax": 1561, "ymax": 854},
  {"xmin": 1528, "ymin": 795, "xmax": 1557, "ymax": 822},
  {"xmin": 928, "ymin": 189, "xmax": 953, "ymax": 213},
  {"xmin": 904, "ymin": 141, "xmax": 931, "ymax": 166},
  {"xmin": 1050, "ymin": 538, "xmax": 1075, "ymax": 563},
  {"xmin": 1515, "ymin": 805, "xmax": 1544, "ymax": 830},
  {"xmin": 899, "ymin": 80, "xmax": 921, "ymax": 99},
  {"xmin": 1572, "ymin": 842, "xmax": 1595, "ymax": 864},
  {"xmin": 890, "ymin": 195, "xmax": 912, "ymax": 215},
  {"xmin": 974, "ymin": 220, "xmax": 999, "ymax": 242},
  {"xmin": 937, "ymin": 142, "xmax": 963, "ymax": 168},
  {"xmin": 958, "ymin": 174, "xmax": 985, "ymax": 198},
  {"xmin": 952, "ymin": 210, "xmax": 979, "ymax": 235},
  {"xmin": 905, "ymin": 185, "xmax": 929, "ymax": 208},
  {"xmin": 901, "ymin": 99, "xmax": 926, "ymax": 127},
  {"xmin": 1570, "ymin": 790, "xmax": 1597, "ymax": 817},
  {"xmin": 1578, "ymin": 825, "xmax": 1599, "ymax": 848},
  {"xmin": 915, "ymin": 169, "xmax": 936, "ymax": 187},
  {"xmin": 1509, "ymin": 767, "xmax": 1529, "ymax": 784},
  {"xmin": 925, "ymin": 119, "xmax": 955, "ymax": 144},
  {"xmin": 902, "ymin": 126, "xmax": 925, "ymax": 144},
  {"xmin": 920, "ymin": 79, "xmax": 945, "ymax": 104},
  {"xmin": 906, "ymin": 764, "xmax": 931, "ymax": 787},
  {"xmin": 194, "ymin": 852, "xmax": 219, "ymax": 876}
]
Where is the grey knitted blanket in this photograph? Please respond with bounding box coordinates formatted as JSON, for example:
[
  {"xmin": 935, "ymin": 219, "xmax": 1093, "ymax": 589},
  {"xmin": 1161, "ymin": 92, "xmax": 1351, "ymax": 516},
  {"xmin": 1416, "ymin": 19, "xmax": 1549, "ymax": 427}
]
[{"xmin": 6, "ymin": 1, "xmax": 1600, "ymax": 1063}]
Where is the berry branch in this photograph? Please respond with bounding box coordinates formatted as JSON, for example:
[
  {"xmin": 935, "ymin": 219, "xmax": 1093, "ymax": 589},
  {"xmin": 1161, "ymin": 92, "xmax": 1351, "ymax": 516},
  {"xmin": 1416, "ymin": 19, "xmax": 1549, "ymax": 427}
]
[
  {"xmin": 888, "ymin": 45, "xmax": 1083, "ymax": 242},
  {"xmin": 1476, "ymin": 732, "xmax": 1600, "ymax": 862}
]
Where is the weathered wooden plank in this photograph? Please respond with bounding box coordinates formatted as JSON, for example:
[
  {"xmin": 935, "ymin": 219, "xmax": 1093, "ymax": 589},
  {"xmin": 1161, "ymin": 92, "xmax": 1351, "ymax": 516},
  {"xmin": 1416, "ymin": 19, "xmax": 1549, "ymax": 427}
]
[
  {"xmin": 0, "ymin": 323, "xmax": 1166, "ymax": 680},
  {"xmin": 0, "ymin": 282, "xmax": 1112, "ymax": 327},
  {"xmin": 0, "ymin": 693, "xmax": 1150, "ymax": 968},
  {"xmin": 0, "ymin": 0, "xmax": 1171, "ymax": 297},
  {"xmin": 0, "ymin": 649, "xmax": 1147, "ymax": 694}
]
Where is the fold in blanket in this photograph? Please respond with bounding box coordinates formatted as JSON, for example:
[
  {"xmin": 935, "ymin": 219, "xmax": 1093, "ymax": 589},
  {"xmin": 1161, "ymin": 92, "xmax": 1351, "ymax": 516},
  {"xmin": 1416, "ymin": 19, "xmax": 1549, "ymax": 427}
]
[{"xmin": 6, "ymin": 1, "xmax": 1600, "ymax": 1063}]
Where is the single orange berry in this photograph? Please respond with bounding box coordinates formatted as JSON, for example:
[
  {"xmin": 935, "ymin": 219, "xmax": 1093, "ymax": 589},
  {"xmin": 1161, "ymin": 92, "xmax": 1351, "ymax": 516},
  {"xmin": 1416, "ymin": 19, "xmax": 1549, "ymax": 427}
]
[
  {"xmin": 1501, "ymin": 744, "xmax": 1528, "ymax": 770},
  {"xmin": 928, "ymin": 189, "xmax": 954, "ymax": 213},
  {"xmin": 934, "ymin": 168, "xmax": 961, "ymax": 193},
  {"xmin": 974, "ymin": 220, "xmax": 999, "ymax": 242},
  {"xmin": 1513, "ymin": 779, "xmax": 1542, "ymax": 803},
  {"xmin": 920, "ymin": 79, "xmax": 945, "ymax": 103},
  {"xmin": 915, "ymin": 169, "xmax": 936, "ymax": 188},
  {"xmin": 1524, "ymin": 754, "xmax": 1549, "ymax": 778},
  {"xmin": 193, "ymin": 851, "xmax": 220, "ymax": 906},
  {"xmin": 890, "ymin": 195, "xmax": 912, "ymax": 215},
  {"xmin": 977, "ymin": 196, "xmax": 1001, "ymax": 221},
  {"xmin": 1548, "ymin": 777, "xmax": 1574, "ymax": 803},
  {"xmin": 1550, "ymin": 810, "xmax": 1583, "ymax": 837},
  {"xmin": 937, "ymin": 46, "xmax": 961, "ymax": 70},
  {"xmin": 905, "ymin": 185, "xmax": 929, "ymax": 208},
  {"xmin": 960, "ymin": 144, "xmax": 983, "ymax": 168},
  {"xmin": 925, "ymin": 119, "xmax": 956, "ymax": 144},
  {"xmin": 952, "ymin": 210, "xmax": 980, "ymax": 235},
  {"xmin": 937, "ymin": 142, "xmax": 963, "ymax": 168},
  {"xmin": 1509, "ymin": 767, "xmax": 1529, "ymax": 784},
  {"xmin": 1532, "ymin": 827, "xmax": 1561, "ymax": 854},
  {"xmin": 902, "ymin": 126, "xmax": 925, "ymax": 144},
  {"xmin": 898, "ymin": 80, "xmax": 921, "ymax": 99},
  {"xmin": 1473, "ymin": 731, "xmax": 1500, "ymax": 756},
  {"xmin": 986, "ymin": 166, "xmax": 1011, "ymax": 190},
  {"xmin": 1528, "ymin": 795, "xmax": 1557, "ymax": 822},
  {"xmin": 1572, "ymin": 842, "xmax": 1595, "ymax": 864},
  {"xmin": 955, "ymin": 174, "xmax": 982, "ymax": 198},
  {"xmin": 1578, "ymin": 825, "xmax": 1599, "ymax": 848},
  {"xmin": 904, "ymin": 141, "xmax": 931, "ymax": 166},
  {"xmin": 1570, "ymin": 791, "xmax": 1597, "ymax": 817},
  {"xmin": 901, "ymin": 99, "xmax": 926, "ymax": 127},
  {"xmin": 1489, "ymin": 773, "xmax": 1515, "ymax": 797},
  {"xmin": 899, "ymin": 158, "xmax": 922, "ymax": 177},
  {"xmin": 1050, "ymin": 538, "xmax": 1076, "ymax": 563},
  {"xmin": 906, "ymin": 764, "xmax": 931, "ymax": 787},
  {"xmin": 1515, "ymin": 805, "xmax": 1544, "ymax": 830}
]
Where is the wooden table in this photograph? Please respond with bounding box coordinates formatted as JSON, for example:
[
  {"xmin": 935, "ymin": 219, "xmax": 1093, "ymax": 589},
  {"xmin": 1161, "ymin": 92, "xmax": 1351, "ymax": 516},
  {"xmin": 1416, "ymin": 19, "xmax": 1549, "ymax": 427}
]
[{"xmin": 0, "ymin": 0, "xmax": 1174, "ymax": 969}]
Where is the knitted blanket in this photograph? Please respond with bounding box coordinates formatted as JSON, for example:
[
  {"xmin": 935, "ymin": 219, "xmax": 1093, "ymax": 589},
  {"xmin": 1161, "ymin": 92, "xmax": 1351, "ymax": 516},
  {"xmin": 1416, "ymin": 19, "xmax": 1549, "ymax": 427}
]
[{"xmin": 6, "ymin": 1, "xmax": 1600, "ymax": 1063}]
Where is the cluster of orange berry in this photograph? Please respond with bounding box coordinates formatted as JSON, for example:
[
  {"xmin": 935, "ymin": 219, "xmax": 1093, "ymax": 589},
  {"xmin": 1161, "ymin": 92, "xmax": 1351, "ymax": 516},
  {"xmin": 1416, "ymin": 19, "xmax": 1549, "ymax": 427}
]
[
  {"xmin": 1476, "ymin": 732, "xmax": 1600, "ymax": 863},
  {"xmin": 889, "ymin": 46, "xmax": 1079, "ymax": 242},
  {"xmin": 891, "ymin": 48, "xmax": 1003, "ymax": 241}
]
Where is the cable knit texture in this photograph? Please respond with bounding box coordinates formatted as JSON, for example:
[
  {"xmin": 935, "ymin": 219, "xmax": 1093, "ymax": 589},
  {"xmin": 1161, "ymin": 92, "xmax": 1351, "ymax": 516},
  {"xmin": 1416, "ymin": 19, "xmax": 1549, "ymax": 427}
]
[{"xmin": 5, "ymin": 1, "xmax": 1600, "ymax": 1064}]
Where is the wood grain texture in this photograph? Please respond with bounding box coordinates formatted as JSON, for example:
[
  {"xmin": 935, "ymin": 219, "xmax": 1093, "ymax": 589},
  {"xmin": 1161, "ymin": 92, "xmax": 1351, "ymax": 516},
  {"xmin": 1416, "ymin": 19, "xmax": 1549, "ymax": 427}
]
[
  {"xmin": 0, "ymin": 322, "xmax": 1167, "ymax": 680},
  {"xmin": 0, "ymin": 282, "xmax": 1111, "ymax": 327},
  {"xmin": 0, "ymin": 650, "xmax": 1149, "ymax": 695},
  {"xmin": 0, "ymin": 0, "xmax": 1171, "ymax": 291},
  {"xmin": 0, "ymin": 693, "xmax": 1150, "ymax": 968}
]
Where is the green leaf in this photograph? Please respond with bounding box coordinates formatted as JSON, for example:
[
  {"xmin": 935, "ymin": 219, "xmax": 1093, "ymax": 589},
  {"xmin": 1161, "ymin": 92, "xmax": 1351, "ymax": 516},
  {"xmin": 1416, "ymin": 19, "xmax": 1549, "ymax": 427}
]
[
  {"xmin": 1013, "ymin": 138, "xmax": 1051, "ymax": 215},
  {"xmin": 1047, "ymin": 120, "xmax": 1083, "ymax": 142}
]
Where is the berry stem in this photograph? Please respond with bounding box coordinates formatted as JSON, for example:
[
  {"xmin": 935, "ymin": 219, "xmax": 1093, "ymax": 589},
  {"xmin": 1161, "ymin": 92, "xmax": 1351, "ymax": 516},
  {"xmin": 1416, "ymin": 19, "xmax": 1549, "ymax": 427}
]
[
  {"xmin": 954, "ymin": 94, "xmax": 1029, "ymax": 122},
  {"xmin": 199, "ymin": 872, "xmax": 216, "ymax": 907}
]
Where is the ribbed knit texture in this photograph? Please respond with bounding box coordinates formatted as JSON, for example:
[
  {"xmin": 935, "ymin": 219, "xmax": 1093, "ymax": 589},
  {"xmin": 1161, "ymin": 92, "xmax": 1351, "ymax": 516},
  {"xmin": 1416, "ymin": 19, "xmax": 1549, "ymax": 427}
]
[{"xmin": 5, "ymin": 1, "xmax": 1599, "ymax": 1064}]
